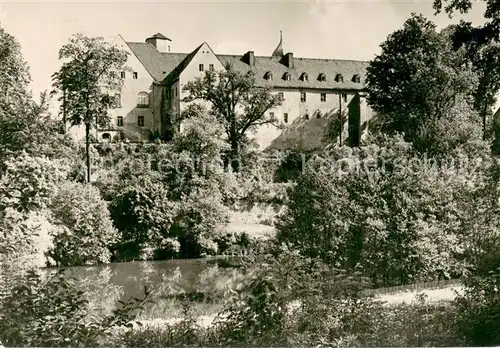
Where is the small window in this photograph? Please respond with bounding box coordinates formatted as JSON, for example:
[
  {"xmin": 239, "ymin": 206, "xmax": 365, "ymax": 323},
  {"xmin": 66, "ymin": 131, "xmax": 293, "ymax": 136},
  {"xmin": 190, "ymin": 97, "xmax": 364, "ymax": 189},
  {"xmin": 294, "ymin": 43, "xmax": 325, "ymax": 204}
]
[
  {"xmin": 137, "ymin": 116, "xmax": 144, "ymax": 127},
  {"xmin": 284, "ymin": 113, "xmax": 288, "ymax": 123},
  {"xmin": 335, "ymin": 73, "xmax": 344, "ymax": 83},
  {"xmin": 300, "ymin": 92, "xmax": 306, "ymax": 103},
  {"xmin": 199, "ymin": 64, "xmax": 204, "ymax": 72},
  {"xmin": 301, "ymin": 73, "xmax": 308, "ymax": 82},
  {"xmin": 278, "ymin": 92, "xmax": 284, "ymax": 100},
  {"xmin": 283, "ymin": 72, "xmax": 291, "ymax": 81},
  {"xmin": 137, "ymin": 92, "xmax": 149, "ymax": 107},
  {"xmin": 321, "ymin": 93, "xmax": 326, "ymax": 102},
  {"xmin": 342, "ymin": 93, "xmax": 348, "ymax": 102},
  {"xmin": 117, "ymin": 116, "xmax": 123, "ymax": 126},
  {"xmin": 209, "ymin": 64, "xmax": 214, "ymax": 71},
  {"xmin": 265, "ymin": 72, "xmax": 273, "ymax": 80},
  {"xmin": 319, "ymin": 73, "xmax": 326, "ymax": 82},
  {"xmin": 133, "ymin": 72, "xmax": 138, "ymax": 79},
  {"xmin": 115, "ymin": 93, "xmax": 121, "ymax": 107},
  {"xmin": 120, "ymin": 71, "xmax": 126, "ymax": 79},
  {"xmin": 305, "ymin": 113, "xmax": 309, "ymax": 120},
  {"xmin": 352, "ymin": 74, "xmax": 361, "ymax": 83}
]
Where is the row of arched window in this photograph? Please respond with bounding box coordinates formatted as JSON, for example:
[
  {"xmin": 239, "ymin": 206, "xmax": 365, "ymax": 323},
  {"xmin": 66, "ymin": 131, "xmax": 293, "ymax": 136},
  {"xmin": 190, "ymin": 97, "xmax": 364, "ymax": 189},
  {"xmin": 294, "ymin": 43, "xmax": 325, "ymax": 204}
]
[{"xmin": 264, "ymin": 72, "xmax": 361, "ymax": 83}]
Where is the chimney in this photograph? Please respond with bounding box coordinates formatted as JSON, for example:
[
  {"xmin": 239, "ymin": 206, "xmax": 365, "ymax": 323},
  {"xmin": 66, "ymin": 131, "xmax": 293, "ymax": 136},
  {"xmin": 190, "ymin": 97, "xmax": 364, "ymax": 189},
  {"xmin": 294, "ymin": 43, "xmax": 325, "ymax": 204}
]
[
  {"xmin": 245, "ymin": 51, "xmax": 255, "ymax": 66},
  {"xmin": 284, "ymin": 52, "xmax": 294, "ymax": 68}
]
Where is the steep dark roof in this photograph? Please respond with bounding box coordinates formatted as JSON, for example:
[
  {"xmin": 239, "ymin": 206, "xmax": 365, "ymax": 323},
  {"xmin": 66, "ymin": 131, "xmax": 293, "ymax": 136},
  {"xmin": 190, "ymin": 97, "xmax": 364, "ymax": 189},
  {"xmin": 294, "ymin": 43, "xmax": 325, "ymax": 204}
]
[
  {"xmin": 126, "ymin": 42, "xmax": 186, "ymax": 81},
  {"xmin": 218, "ymin": 55, "xmax": 368, "ymax": 91},
  {"xmin": 147, "ymin": 33, "xmax": 171, "ymax": 41},
  {"xmin": 126, "ymin": 41, "xmax": 368, "ymax": 90},
  {"xmin": 163, "ymin": 43, "xmax": 205, "ymax": 85}
]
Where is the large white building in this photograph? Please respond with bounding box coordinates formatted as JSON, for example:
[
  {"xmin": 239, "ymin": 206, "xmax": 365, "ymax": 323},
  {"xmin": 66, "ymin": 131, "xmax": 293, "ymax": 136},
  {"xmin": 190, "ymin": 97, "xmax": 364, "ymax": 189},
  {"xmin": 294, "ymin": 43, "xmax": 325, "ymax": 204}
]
[{"xmin": 81, "ymin": 31, "xmax": 375, "ymax": 152}]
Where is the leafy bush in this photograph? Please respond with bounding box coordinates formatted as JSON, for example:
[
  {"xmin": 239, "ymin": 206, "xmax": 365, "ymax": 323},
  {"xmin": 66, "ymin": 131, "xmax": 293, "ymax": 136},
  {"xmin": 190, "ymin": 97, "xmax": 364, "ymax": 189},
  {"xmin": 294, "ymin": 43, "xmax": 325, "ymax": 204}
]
[
  {"xmin": 110, "ymin": 171, "xmax": 179, "ymax": 261},
  {"xmin": 48, "ymin": 181, "xmax": 119, "ymax": 266},
  {"xmin": 213, "ymin": 247, "xmax": 376, "ymax": 345},
  {"xmin": 360, "ymin": 295, "xmax": 459, "ymax": 347},
  {"xmin": 277, "ymin": 136, "xmax": 488, "ymax": 287},
  {"xmin": 109, "ymin": 150, "xmax": 229, "ymax": 261},
  {"xmin": 454, "ymin": 271, "xmax": 500, "ymax": 346},
  {"xmin": 0, "ymin": 269, "xmax": 150, "ymax": 347},
  {"xmin": 0, "ymin": 153, "xmax": 70, "ymax": 213}
]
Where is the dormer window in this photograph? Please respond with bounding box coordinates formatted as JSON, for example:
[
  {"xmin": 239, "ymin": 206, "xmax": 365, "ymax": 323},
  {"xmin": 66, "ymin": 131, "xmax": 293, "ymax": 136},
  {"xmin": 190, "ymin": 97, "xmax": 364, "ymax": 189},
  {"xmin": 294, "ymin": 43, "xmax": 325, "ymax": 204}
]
[
  {"xmin": 318, "ymin": 73, "xmax": 327, "ymax": 82},
  {"xmin": 264, "ymin": 71, "xmax": 273, "ymax": 81},
  {"xmin": 352, "ymin": 74, "xmax": 361, "ymax": 83},
  {"xmin": 335, "ymin": 73, "xmax": 344, "ymax": 83},
  {"xmin": 283, "ymin": 72, "xmax": 292, "ymax": 81},
  {"xmin": 300, "ymin": 73, "xmax": 309, "ymax": 82}
]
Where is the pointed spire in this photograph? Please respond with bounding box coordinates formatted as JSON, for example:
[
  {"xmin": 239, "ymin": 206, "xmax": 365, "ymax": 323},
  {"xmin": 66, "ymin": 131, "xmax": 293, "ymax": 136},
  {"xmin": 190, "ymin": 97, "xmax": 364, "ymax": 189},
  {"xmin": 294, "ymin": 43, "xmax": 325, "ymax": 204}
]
[{"xmin": 272, "ymin": 28, "xmax": 284, "ymax": 57}]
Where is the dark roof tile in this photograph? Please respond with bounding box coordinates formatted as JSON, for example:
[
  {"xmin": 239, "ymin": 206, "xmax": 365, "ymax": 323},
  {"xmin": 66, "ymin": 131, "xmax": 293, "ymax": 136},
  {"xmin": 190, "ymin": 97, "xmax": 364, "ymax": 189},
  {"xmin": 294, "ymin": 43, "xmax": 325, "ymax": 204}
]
[
  {"xmin": 147, "ymin": 33, "xmax": 171, "ymax": 41},
  {"xmin": 126, "ymin": 42, "xmax": 186, "ymax": 81},
  {"xmin": 126, "ymin": 42, "xmax": 368, "ymax": 90}
]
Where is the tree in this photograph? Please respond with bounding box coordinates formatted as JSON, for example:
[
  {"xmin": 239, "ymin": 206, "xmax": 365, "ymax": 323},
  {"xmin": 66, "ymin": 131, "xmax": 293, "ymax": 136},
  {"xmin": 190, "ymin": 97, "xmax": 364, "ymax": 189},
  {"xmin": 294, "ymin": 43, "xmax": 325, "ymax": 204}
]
[
  {"xmin": 52, "ymin": 33, "xmax": 129, "ymax": 182},
  {"xmin": 433, "ymin": 0, "xmax": 500, "ymax": 42},
  {"xmin": 276, "ymin": 136, "xmax": 487, "ymax": 286},
  {"xmin": 365, "ymin": 14, "xmax": 477, "ymax": 146},
  {"xmin": 0, "ymin": 28, "xmax": 72, "ymax": 165},
  {"xmin": 172, "ymin": 103, "xmax": 230, "ymax": 168},
  {"xmin": 183, "ymin": 64, "xmax": 282, "ymax": 171},
  {"xmin": 443, "ymin": 22, "xmax": 500, "ymax": 141},
  {"xmin": 433, "ymin": 1, "xmax": 500, "ymax": 142},
  {"xmin": 48, "ymin": 181, "xmax": 119, "ymax": 266}
]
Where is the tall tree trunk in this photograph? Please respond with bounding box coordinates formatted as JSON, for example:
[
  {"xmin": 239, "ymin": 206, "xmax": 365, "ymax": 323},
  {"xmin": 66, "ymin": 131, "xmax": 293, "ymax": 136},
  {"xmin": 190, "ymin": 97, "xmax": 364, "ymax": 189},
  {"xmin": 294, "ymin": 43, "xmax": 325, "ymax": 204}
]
[
  {"xmin": 339, "ymin": 92, "xmax": 343, "ymax": 146},
  {"xmin": 62, "ymin": 89, "xmax": 67, "ymax": 133},
  {"xmin": 483, "ymin": 102, "xmax": 488, "ymax": 141},
  {"xmin": 85, "ymin": 122, "xmax": 91, "ymax": 183},
  {"xmin": 230, "ymin": 137, "xmax": 240, "ymax": 172},
  {"xmin": 229, "ymin": 110, "xmax": 239, "ymax": 172},
  {"xmin": 481, "ymin": 109, "xmax": 486, "ymax": 140}
]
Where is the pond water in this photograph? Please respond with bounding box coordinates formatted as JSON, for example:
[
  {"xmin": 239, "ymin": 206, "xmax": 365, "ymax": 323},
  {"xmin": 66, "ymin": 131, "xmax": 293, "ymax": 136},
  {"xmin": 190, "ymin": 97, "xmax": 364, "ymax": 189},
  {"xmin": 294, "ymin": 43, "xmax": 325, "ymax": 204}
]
[{"xmin": 42, "ymin": 256, "xmax": 248, "ymax": 314}]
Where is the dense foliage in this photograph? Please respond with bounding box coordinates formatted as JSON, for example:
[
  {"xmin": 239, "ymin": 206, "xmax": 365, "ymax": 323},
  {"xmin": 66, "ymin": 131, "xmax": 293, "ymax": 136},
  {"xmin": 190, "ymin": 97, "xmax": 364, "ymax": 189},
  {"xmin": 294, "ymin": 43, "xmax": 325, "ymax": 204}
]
[
  {"xmin": 277, "ymin": 136, "xmax": 493, "ymax": 286},
  {"xmin": 52, "ymin": 33, "xmax": 129, "ymax": 182},
  {"xmin": 365, "ymin": 14, "xmax": 479, "ymax": 154},
  {"xmin": 49, "ymin": 182, "xmax": 119, "ymax": 266},
  {"xmin": 0, "ymin": 270, "xmax": 150, "ymax": 347},
  {"xmin": 183, "ymin": 63, "xmax": 282, "ymax": 171}
]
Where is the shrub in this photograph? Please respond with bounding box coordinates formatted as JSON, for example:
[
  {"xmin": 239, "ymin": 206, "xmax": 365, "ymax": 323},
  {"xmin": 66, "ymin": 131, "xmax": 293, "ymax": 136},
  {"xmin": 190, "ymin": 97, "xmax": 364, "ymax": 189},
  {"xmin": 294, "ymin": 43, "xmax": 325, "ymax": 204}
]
[
  {"xmin": 48, "ymin": 181, "xmax": 119, "ymax": 266},
  {"xmin": 0, "ymin": 269, "xmax": 150, "ymax": 347},
  {"xmin": 276, "ymin": 136, "xmax": 486, "ymax": 287},
  {"xmin": 454, "ymin": 271, "xmax": 500, "ymax": 346},
  {"xmin": 213, "ymin": 247, "xmax": 376, "ymax": 345},
  {"xmin": 0, "ymin": 153, "xmax": 70, "ymax": 213}
]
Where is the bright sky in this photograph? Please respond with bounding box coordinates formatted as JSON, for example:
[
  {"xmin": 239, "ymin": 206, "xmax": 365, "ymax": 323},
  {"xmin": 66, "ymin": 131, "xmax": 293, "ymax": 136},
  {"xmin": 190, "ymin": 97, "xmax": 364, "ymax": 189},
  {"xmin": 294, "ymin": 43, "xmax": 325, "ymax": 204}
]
[{"xmin": 1, "ymin": 0, "xmax": 488, "ymax": 103}]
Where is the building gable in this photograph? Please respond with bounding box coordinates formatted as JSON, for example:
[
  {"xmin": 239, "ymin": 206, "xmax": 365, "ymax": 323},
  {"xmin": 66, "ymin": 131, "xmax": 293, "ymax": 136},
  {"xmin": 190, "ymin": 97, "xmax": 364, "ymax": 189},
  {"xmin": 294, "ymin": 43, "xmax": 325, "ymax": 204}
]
[
  {"xmin": 177, "ymin": 42, "xmax": 226, "ymax": 83},
  {"xmin": 176, "ymin": 42, "xmax": 226, "ymax": 98}
]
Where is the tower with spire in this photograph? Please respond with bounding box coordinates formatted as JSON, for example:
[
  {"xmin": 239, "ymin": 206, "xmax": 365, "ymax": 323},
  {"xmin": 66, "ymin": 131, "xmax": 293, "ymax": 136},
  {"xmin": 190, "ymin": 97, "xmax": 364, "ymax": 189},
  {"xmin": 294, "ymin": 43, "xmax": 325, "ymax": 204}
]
[{"xmin": 272, "ymin": 29, "xmax": 284, "ymax": 57}]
